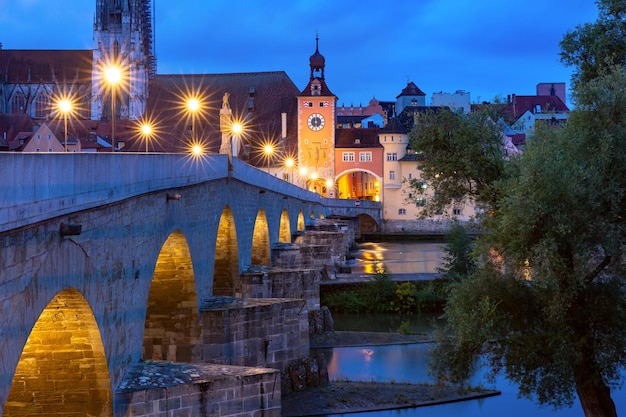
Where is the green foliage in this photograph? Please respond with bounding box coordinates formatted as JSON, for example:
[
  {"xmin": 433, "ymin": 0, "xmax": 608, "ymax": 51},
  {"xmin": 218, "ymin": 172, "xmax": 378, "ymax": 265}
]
[
  {"xmin": 361, "ymin": 265, "xmax": 396, "ymax": 313},
  {"xmin": 560, "ymin": 0, "xmax": 626, "ymax": 89},
  {"xmin": 321, "ymin": 265, "xmax": 448, "ymax": 315},
  {"xmin": 438, "ymin": 222, "xmax": 476, "ymax": 282},
  {"xmin": 431, "ymin": 67, "xmax": 626, "ymax": 415},
  {"xmin": 407, "ymin": 108, "xmax": 509, "ymax": 217},
  {"xmin": 322, "ymin": 290, "xmax": 367, "ymax": 314}
]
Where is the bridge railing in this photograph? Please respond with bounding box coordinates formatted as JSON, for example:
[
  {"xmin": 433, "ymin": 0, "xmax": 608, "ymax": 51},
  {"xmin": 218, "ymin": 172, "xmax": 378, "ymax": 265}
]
[
  {"xmin": 0, "ymin": 153, "xmax": 229, "ymax": 233},
  {"xmin": 0, "ymin": 153, "xmax": 381, "ymax": 234}
]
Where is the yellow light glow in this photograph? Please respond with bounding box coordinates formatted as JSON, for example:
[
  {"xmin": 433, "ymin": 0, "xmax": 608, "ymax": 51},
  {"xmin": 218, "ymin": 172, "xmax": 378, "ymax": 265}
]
[
  {"xmin": 263, "ymin": 144, "xmax": 274, "ymax": 156},
  {"xmin": 325, "ymin": 178, "xmax": 334, "ymax": 188},
  {"xmin": 231, "ymin": 122, "xmax": 243, "ymax": 134},
  {"xmin": 310, "ymin": 172, "xmax": 319, "ymax": 180},
  {"xmin": 58, "ymin": 99, "xmax": 72, "ymax": 114},
  {"xmin": 192, "ymin": 144, "xmax": 204, "ymax": 156},
  {"xmin": 299, "ymin": 167, "xmax": 308, "ymax": 176},
  {"xmin": 104, "ymin": 66, "xmax": 122, "ymax": 85},
  {"xmin": 187, "ymin": 97, "xmax": 200, "ymax": 112},
  {"xmin": 141, "ymin": 124, "xmax": 152, "ymax": 136},
  {"xmin": 284, "ymin": 157, "xmax": 295, "ymax": 169}
]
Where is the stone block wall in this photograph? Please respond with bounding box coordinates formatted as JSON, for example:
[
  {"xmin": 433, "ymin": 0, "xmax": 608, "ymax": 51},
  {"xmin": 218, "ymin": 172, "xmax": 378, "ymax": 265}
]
[
  {"xmin": 240, "ymin": 268, "xmax": 320, "ymax": 312},
  {"xmin": 199, "ymin": 298, "xmax": 309, "ymax": 373},
  {"xmin": 115, "ymin": 361, "xmax": 280, "ymax": 417}
]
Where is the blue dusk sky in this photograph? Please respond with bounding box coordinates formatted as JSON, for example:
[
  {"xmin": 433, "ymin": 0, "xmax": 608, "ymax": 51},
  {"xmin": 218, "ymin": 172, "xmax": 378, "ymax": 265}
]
[{"xmin": 0, "ymin": 0, "xmax": 599, "ymax": 108}]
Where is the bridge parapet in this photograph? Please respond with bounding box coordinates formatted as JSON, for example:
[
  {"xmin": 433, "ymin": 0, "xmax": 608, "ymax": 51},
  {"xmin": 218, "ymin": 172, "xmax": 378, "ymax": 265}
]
[{"xmin": 0, "ymin": 153, "xmax": 229, "ymax": 233}]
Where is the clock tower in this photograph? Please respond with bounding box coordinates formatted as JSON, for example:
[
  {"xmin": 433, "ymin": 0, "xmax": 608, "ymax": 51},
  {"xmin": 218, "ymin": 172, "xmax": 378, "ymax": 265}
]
[{"xmin": 297, "ymin": 34, "xmax": 337, "ymax": 196}]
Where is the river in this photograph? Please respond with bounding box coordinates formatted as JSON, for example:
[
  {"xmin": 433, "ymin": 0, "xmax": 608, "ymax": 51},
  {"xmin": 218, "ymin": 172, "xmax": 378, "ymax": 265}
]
[{"xmin": 316, "ymin": 240, "xmax": 626, "ymax": 416}]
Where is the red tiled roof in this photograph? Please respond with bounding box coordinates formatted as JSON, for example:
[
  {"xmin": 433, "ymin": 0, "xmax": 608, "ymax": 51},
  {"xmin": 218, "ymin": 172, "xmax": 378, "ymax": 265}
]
[
  {"xmin": 0, "ymin": 50, "xmax": 93, "ymax": 83},
  {"xmin": 335, "ymin": 128, "xmax": 382, "ymax": 148},
  {"xmin": 511, "ymin": 95, "xmax": 569, "ymax": 118},
  {"xmin": 132, "ymin": 71, "xmax": 300, "ymax": 164}
]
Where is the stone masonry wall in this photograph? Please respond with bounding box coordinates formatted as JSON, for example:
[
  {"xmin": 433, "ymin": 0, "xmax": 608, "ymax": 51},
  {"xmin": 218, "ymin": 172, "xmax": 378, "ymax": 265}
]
[
  {"xmin": 240, "ymin": 268, "xmax": 321, "ymax": 312},
  {"xmin": 115, "ymin": 361, "xmax": 280, "ymax": 417},
  {"xmin": 199, "ymin": 298, "xmax": 309, "ymax": 373}
]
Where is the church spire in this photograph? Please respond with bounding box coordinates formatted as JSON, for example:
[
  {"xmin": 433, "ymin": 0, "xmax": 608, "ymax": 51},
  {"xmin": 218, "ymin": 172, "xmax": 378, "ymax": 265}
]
[{"xmin": 309, "ymin": 31, "xmax": 325, "ymax": 80}]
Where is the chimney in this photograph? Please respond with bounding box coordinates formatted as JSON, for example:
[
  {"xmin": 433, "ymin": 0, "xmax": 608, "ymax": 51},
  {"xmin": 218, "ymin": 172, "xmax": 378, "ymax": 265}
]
[{"xmin": 281, "ymin": 112, "xmax": 287, "ymax": 139}]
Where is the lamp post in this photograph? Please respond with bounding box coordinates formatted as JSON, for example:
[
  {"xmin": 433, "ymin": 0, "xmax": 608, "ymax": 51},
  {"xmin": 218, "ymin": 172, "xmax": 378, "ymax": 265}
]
[
  {"xmin": 187, "ymin": 97, "xmax": 200, "ymax": 143},
  {"xmin": 104, "ymin": 66, "xmax": 122, "ymax": 152},
  {"xmin": 58, "ymin": 99, "xmax": 72, "ymax": 152},
  {"xmin": 140, "ymin": 123, "xmax": 152, "ymax": 153},
  {"xmin": 263, "ymin": 144, "xmax": 274, "ymax": 174},
  {"xmin": 231, "ymin": 122, "xmax": 243, "ymax": 160},
  {"xmin": 284, "ymin": 157, "xmax": 295, "ymax": 183}
]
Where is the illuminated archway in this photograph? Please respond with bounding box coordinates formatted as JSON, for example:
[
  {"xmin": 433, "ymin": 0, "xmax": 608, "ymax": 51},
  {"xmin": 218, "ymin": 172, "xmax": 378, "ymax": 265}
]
[
  {"xmin": 278, "ymin": 209, "xmax": 291, "ymax": 243},
  {"xmin": 251, "ymin": 208, "xmax": 270, "ymax": 266},
  {"xmin": 4, "ymin": 289, "xmax": 112, "ymax": 417},
  {"xmin": 213, "ymin": 206, "xmax": 240, "ymax": 296},
  {"xmin": 143, "ymin": 230, "xmax": 200, "ymax": 363},
  {"xmin": 336, "ymin": 168, "xmax": 381, "ymax": 201},
  {"xmin": 297, "ymin": 211, "xmax": 305, "ymax": 231}
]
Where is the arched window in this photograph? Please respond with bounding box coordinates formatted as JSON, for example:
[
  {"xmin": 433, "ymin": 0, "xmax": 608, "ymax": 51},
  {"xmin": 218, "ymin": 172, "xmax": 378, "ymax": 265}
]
[
  {"xmin": 11, "ymin": 93, "xmax": 26, "ymax": 114},
  {"xmin": 35, "ymin": 93, "xmax": 48, "ymax": 118}
]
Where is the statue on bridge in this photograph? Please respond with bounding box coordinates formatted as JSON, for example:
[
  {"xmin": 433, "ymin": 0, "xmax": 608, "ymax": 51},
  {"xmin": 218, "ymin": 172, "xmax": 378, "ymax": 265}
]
[{"xmin": 219, "ymin": 92, "xmax": 233, "ymax": 159}]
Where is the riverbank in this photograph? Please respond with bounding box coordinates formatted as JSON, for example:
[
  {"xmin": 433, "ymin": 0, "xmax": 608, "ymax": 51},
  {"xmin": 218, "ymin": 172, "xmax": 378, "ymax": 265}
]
[{"xmin": 281, "ymin": 331, "xmax": 500, "ymax": 416}]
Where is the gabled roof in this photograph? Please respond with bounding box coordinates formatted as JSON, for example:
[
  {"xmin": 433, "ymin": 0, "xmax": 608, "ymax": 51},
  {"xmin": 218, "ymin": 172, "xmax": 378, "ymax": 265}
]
[
  {"xmin": 510, "ymin": 95, "xmax": 569, "ymax": 120},
  {"xmin": 0, "ymin": 113, "xmax": 34, "ymax": 143},
  {"xmin": 0, "ymin": 50, "xmax": 93, "ymax": 83},
  {"xmin": 396, "ymin": 81, "xmax": 426, "ymax": 98}
]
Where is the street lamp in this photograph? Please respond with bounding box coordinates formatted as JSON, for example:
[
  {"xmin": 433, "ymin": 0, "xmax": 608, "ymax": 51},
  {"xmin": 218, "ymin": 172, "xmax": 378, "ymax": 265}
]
[
  {"xmin": 263, "ymin": 143, "xmax": 274, "ymax": 174},
  {"xmin": 58, "ymin": 99, "xmax": 72, "ymax": 152},
  {"xmin": 231, "ymin": 121, "xmax": 243, "ymax": 160},
  {"xmin": 284, "ymin": 157, "xmax": 295, "ymax": 183},
  {"xmin": 104, "ymin": 65, "xmax": 122, "ymax": 152},
  {"xmin": 187, "ymin": 97, "xmax": 200, "ymax": 142},
  {"xmin": 140, "ymin": 123, "xmax": 152, "ymax": 153}
]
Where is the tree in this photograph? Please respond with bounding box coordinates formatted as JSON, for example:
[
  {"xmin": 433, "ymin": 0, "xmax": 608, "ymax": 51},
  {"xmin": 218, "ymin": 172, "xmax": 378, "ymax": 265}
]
[
  {"xmin": 560, "ymin": 0, "xmax": 626, "ymax": 89},
  {"xmin": 430, "ymin": 68, "xmax": 626, "ymax": 417},
  {"xmin": 437, "ymin": 221, "xmax": 476, "ymax": 283},
  {"xmin": 407, "ymin": 107, "xmax": 508, "ymax": 218}
]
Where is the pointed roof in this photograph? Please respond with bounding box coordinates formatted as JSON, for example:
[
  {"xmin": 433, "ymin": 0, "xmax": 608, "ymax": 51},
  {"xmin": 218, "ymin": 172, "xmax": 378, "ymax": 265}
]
[{"xmin": 396, "ymin": 81, "xmax": 426, "ymax": 98}]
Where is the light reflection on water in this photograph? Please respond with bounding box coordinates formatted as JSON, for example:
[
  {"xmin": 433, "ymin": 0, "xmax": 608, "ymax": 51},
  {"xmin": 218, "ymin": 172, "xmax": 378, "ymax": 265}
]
[
  {"xmin": 322, "ymin": 238, "xmax": 626, "ymax": 417},
  {"xmin": 350, "ymin": 241, "xmax": 445, "ymax": 275}
]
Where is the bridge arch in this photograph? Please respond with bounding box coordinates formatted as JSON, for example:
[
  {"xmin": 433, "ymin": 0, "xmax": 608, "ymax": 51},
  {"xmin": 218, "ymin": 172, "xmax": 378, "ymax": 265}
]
[
  {"xmin": 213, "ymin": 205, "xmax": 240, "ymax": 297},
  {"xmin": 4, "ymin": 288, "xmax": 112, "ymax": 417},
  {"xmin": 143, "ymin": 230, "xmax": 200, "ymax": 363},
  {"xmin": 278, "ymin": 209, "xmax": 291, "ymax": 243},
  {"xmin": 251, "ymin": 208, "xmax": 270, "ymax": 266},
  {"xmin": 358, "ymin": 213, "xmax": 380, "ymax": 233},
  {"xmin": 297, "ymin": 211, "xmax": 305, "ymax": 231}
]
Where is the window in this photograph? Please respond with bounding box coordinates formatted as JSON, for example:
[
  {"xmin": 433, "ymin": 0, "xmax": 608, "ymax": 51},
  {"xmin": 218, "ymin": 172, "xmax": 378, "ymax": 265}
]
[
  {"xmin": 35, "ymin": 94, "xmax": 48, "ymax": 118},
  {"xmin": 283, "ymin": 173, "xmax": 289, "ymax": 181},
  {"xmin": 408, "ymin": 173, "xmax": 413, "ymax": 179},
  {"xmin": 11, "ymin": 93, "xmax": 26, "ymax": 114},
  {"xmin": 398, "ymin": 208, "xmax": 406, "ymax": 215},
  {"xmin": 386, "ymin": 153, "xmax": 398, "ymax": 161},
  {"xmin": 453, "ymin": 208, "xmax": 462, "ymax": 215},
  {"xmin": 389, "ymin": 170, "xmax": 396, "ymax": 180},
  {"xmin": 359, "ymin": 152, "xmax": 372, "ymax": 162},
  {"xmin": 342, "ymin": 152, "xmax": 355, "ymax": 162},
  {"xmin": 416, "ymin": 198, "xmax": 426, "ymax": 207}
]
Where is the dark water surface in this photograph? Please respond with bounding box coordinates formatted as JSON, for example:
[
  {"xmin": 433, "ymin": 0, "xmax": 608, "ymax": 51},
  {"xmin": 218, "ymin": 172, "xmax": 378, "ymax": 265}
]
[{"xmin": 319, "ymin": 239, "xmax": 625, "ymax": 416}]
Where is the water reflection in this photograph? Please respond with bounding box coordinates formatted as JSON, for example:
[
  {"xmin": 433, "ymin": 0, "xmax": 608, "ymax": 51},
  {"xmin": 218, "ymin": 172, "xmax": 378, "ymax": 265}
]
[
  {"xmin": 315, "ymin": 344, "xmax": 626, "ymax": 417},
  {"xmin": 351, "ymin": 241, "xmax": 445, "ymax": 275}
]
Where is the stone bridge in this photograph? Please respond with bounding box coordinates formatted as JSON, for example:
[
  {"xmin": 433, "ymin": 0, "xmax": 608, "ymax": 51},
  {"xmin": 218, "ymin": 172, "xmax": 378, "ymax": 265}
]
[{"xmin": 0, "ymin": 153, "xmax": 381, "ymax": 416}]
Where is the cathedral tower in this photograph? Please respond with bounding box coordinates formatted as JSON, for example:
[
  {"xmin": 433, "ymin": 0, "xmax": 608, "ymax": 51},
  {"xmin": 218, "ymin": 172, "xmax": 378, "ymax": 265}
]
[
  {"xmin": 297, "ymin": 34, "xmax": 337, "ymax": 196},
  {"xmin": 91, "ymin": 0, "xmax": 156, "ymax": 121}
]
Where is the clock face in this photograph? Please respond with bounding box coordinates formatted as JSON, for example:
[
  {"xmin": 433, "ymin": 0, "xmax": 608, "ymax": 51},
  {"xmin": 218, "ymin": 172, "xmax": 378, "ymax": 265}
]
[{"xmin": 307, "ymin": 113, "xmax": 325, "ymax": 131}]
